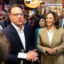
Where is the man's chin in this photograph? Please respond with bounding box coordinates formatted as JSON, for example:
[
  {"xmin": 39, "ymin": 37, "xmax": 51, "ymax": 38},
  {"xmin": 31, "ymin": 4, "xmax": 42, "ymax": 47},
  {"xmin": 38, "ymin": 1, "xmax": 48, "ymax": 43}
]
[{"xmin": 16, "ymin": 23, "xmax": 22, "ymax": 26}]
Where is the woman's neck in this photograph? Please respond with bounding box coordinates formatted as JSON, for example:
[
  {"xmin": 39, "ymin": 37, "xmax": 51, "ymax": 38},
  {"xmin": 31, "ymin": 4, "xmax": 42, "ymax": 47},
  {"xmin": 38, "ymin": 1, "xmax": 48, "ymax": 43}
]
[{"xmin": 47, "ymin": 25, "xmax": 55, "ymax": 31}]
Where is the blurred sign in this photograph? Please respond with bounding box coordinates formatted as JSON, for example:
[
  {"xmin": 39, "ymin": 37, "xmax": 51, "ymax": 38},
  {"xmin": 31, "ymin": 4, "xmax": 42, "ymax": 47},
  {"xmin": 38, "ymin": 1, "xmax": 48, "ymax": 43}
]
[{"xmin": 24, "ymin": 0, "xmax": 40, "ymax": 8}]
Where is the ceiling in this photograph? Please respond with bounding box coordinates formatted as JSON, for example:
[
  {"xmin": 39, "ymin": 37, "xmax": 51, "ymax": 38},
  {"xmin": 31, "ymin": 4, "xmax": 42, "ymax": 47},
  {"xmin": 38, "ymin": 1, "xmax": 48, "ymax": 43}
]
[{"xmin": 3, "ymin": 0, "xmax": 62, "ymax": 4}]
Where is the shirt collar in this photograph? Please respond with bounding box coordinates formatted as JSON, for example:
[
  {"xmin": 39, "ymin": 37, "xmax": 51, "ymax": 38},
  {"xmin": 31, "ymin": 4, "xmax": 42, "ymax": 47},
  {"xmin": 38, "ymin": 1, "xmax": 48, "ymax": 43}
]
[{"xmin": 11, "ymin": 22, "xmax": 24, "ymax": 32}]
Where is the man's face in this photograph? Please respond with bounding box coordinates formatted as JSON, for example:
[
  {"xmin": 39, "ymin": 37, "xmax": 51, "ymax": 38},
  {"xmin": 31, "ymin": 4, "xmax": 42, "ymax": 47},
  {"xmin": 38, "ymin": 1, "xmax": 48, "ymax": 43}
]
[{"xmin": 9, "ymin": 7, "xmax": 25, "ymax": 26}]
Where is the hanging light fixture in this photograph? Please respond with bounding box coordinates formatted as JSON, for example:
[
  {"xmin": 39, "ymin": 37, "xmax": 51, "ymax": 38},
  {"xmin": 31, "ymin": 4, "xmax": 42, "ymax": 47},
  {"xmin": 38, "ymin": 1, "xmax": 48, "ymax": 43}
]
[{"xmin": 24, "ymin": 0, "xmax": 40, "ymax": 8}]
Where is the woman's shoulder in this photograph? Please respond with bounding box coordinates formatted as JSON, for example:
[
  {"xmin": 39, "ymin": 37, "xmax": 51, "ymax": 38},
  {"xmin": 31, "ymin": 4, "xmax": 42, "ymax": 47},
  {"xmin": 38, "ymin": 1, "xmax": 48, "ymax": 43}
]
[
  {"xmin": 38, "ymin": 27, "xmax": 46, "ymax": 32},
  {"xmin": 35, "ymin": 28, "xmax": 41, "ymax": 32},
  {"xmin": 36, "ymin": 28, "xmax": 41, "ymax": 31},
  {"xmin": 56, "ymin": 27, "xmax": 64, "ymax": 33},
  {"xmin": 57, "ymin": 27, "xmax": 64, "ymax": 30}
]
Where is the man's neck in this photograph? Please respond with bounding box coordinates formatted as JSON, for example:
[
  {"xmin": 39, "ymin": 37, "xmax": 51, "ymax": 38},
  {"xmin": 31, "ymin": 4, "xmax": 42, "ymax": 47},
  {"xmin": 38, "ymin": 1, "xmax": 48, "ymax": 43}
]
[
  {"xmin": 11, "ymin": 22, "xmax": 24, "ymax": 30},
  {"xmin": 17, "ymin": 25, "xmax": 22, "ymax": 29}
]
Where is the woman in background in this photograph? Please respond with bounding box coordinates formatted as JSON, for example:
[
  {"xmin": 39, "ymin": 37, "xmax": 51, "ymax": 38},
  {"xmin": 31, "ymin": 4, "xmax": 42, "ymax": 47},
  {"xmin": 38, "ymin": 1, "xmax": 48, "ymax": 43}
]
[
  {"xmin": 37, "ymin": 12, "xmax": 64, "ymax": 64},
  {"xmin": 34, "ymin": 15, "xmax": 46, "ymax": 64},
  {"xmin": 35, "ymin": 15, "xmax": 46, "ymax": 52},
  {"xmin": 0, "ymin": 32, "xmax": 9, "ymax": 64}
]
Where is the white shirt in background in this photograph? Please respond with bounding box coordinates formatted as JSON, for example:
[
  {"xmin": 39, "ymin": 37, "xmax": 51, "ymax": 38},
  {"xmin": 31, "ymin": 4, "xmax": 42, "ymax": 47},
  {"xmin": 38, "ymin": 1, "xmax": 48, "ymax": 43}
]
[{"xmin": 62, "ymin": 18, "xmax": 64, "ymax": 28}]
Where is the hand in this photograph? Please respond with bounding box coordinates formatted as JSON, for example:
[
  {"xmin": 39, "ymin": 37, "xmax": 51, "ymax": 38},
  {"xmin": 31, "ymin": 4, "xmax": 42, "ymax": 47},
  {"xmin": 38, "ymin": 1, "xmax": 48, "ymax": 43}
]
[
  {"xmin": 52, "ymin": 48, "xmax": 56, "ymax": 54},
  {"xmin": 31, "ymin": 49, "xmax": 38, "ymax": 61},
  {"xmin": 26, "ymin": 49, "xmax": 38, "ymax": 61},
  {"xmin": 46, "ymin": 48, "xmax": 56, "ymax": 55},
  {"xmin": 50, "ymin": 48, "xmax": 56, "ymax": 54},
  {"xmin": 46, "ymin": 48, "xmax": 52, "ymax": 54}
]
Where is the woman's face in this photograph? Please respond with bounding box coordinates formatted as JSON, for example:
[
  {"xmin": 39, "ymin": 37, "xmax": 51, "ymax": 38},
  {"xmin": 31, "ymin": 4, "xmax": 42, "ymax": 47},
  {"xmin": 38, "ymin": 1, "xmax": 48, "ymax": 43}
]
[
  {"xmin": 46, "ymin": 13, "xmax": 55, "ymax": 27},
  {"xmin": 39, "ymin": 18, "xmax": 45, "ymax": 27}
]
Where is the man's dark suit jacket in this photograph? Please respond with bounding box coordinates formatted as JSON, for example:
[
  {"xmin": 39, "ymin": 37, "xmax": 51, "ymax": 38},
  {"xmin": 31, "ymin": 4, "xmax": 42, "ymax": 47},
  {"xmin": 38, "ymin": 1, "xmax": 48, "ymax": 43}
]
[{"xmin": 2, "ymin": 23, "xmax": 33, "ymax": 64}]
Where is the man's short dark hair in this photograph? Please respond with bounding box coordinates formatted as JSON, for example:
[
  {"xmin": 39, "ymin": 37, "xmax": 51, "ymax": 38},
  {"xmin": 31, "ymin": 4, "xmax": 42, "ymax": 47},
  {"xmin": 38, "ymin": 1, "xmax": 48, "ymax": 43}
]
[{"xmin": 8, "ymin": 4, "xmax": 24, "ymax": 14}]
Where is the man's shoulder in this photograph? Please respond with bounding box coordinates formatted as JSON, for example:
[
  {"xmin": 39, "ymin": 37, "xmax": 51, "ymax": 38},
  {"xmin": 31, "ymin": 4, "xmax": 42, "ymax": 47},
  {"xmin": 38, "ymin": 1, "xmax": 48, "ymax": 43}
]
[
  {"xmin": 3, "ymin": 24, "xmax": 11, "ymax": 30},
  {"xmin": 2, "ymin": 24, "xmax": 14, "ymax": 33},
  {"xmin": 0, "ymin": 22, "xmax": 5, "ymax": 28},
  {"xmin": 2, "ymin": 24, "xmax": 16, "ymax": 37}
]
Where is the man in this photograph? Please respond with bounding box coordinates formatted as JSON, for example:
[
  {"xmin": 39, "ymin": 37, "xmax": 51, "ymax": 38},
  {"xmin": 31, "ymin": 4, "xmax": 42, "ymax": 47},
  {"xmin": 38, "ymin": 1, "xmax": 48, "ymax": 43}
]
[
  {"xmin": 2, "ymin": 4, "xmax": 38, "ymax": 64},
  {"xmin": 59, "ymin": 8, "xmax": 64, "ymax": 28}
]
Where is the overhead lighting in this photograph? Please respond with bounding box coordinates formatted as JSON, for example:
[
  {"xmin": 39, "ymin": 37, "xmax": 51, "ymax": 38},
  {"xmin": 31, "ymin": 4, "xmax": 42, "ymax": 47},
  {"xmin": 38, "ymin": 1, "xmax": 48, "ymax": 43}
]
[{"xmin": 40, "ymin": 0, "xmax": 44, "ymax": 3}]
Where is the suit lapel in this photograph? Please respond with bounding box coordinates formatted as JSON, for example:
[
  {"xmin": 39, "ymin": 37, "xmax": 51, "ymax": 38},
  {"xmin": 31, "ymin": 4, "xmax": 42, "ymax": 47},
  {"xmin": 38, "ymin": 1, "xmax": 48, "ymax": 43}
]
[
  {"xmin": 44, "ymin": 28, "xmax": 57, "ymax": 47},
  {"xmin": 44, "ymin": 28, "xmax": 51, "ymax": 47},
  {"xmin": 23, "ymin": 25, "xmax": 26, "ymax": 51},
  {"xmin": 24, "ymin": 24, "xmax": 32, "ymax": 52},
  {"xmin": 51, "ymin": 28, "xmax": 57, "ymax": 47},
  {"xmin": 10, "ymin": 24, "xmax": 24, "ymax": 49}
]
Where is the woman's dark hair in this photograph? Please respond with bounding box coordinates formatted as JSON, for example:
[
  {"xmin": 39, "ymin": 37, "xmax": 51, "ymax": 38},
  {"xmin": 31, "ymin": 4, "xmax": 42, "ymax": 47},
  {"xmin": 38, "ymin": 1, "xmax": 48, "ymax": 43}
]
[
  {"xmin": 46, "ymin": 12, "xmax": 60, "ymax": 29},
  {"xmin": 40, "ymin": 15, "xmax": 45, "ymax": 20},
  {"xmin": 38, "ymin": 15, "xmax": 46, "ymax": 27}
]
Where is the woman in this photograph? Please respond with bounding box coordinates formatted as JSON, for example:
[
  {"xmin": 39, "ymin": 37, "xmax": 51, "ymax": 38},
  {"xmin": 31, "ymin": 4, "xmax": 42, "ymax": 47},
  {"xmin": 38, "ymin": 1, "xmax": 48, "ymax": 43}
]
[
  {"xmin": 37, "ymin": 12, "xmax": 64, "ymax": 64},
  {"xmin": 35, "ymin": 15, "xmax": 46, "ymax": 52}
]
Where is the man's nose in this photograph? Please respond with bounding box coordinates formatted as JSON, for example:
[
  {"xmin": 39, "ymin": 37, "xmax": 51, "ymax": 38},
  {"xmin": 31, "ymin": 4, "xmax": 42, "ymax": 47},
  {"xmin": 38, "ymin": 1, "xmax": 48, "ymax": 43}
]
[{"xmin": 18, "ymin": 14, "xmax": 21, "ymax": 17}]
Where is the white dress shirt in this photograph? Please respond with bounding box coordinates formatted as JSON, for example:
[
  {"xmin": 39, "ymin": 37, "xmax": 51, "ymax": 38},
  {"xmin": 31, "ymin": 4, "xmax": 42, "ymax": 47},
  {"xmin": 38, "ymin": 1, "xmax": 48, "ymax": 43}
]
[
  {"xmin": 11, "ymin": 23, "xmax": 27, "ymax": 60},
  {"xmin": 47, "ymin": 30, "xmax": 54, "ymax": 44}
]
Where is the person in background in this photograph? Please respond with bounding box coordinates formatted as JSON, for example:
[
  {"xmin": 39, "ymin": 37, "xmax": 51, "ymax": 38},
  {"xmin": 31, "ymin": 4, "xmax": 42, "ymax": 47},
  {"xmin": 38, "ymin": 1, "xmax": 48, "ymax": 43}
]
[
  {"xmin": 33, "ymin": 15, "xmax": 40, "ymax": 30},
  {"xmin": 31, "ymin": 15, "xmax": 40, "ymax": 48},
  {"xmin": 35, "ymin": 15, "xmax": 46, "ymax": 52},
  {"xmin": 0, "ymin": 32, "xmax": 9, "ymax": 64},
  {"xmin": 2, "ymin": 4, "xmax": 38, "ymax": 64},
  {"xmin": 0, "ymin": 11, "xmax": 11, "ymax": 30},
  {"xmin": 37, "ymin": 12, "xmax": 64, "ymax": 64},
  {"xmin": 59, "ymin": 8, "xmax": 64, "ymax": 28},
  {"xmin": 28, "ymin": 18, "xmax": 34, "ymax": 26},
  {"xmin": 0, "ymin": 16, "xmax": 11, "ymax": 29},
  {"xmin": 34, "ymin": 15, "xmax": 46, "ymax": 64}
]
